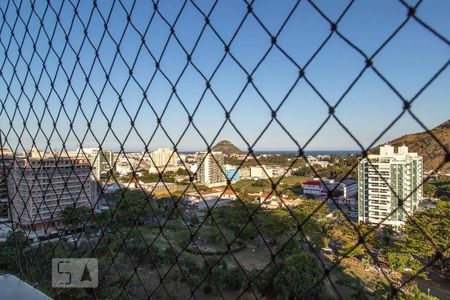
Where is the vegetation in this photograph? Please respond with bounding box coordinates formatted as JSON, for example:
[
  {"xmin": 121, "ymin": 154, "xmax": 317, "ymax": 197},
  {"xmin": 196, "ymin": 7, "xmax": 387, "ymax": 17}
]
[
  {"xmin": 423, "ymin": 175, "xmax": 450, "ymax": 200},
  {"xmin": 60, "ymin": 206, "xmax": 91, "ymax": 231},
  {"xmin": 1, "ymin": 183, "xmax": 447, "ymax": 299},
  {"xmin": 393, "ymin": 200, "xmax": 450, "ymax": 279}
]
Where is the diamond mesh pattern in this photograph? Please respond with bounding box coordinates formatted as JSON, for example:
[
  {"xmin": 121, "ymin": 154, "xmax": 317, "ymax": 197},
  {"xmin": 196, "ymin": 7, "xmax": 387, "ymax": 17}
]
[{"xmin": 0, "ymin": 0, "xmax": 449, "ymax": 299}]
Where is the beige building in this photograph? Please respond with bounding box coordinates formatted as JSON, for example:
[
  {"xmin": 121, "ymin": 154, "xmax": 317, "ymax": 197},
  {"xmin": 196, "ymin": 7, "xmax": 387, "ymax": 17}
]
[
  {"xmin": 250, "ymin": 165, "xmax": 286, "ymax": 179},
  {"xmin": 8, "ymin": 149, "xmax": 92, "ymax": 232},
  {"xmin": 150, "ymin": 148, "xmax": 178, "ymax": 168}
]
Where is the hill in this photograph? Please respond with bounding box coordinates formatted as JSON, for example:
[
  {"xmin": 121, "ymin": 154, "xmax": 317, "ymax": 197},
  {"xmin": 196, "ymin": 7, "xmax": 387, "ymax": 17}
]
[
  {"xmin": 212, "ymin": 140, "xmax": 243, "ymax": 156},
  {"xmin": 371, "ymin": 120, "xmax": 450, "ymax": 172}
]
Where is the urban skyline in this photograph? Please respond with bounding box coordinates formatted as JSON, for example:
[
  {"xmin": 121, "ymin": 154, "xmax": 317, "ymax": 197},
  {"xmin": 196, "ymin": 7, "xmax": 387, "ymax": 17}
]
[
  {"xmin": 0, "ymin": 1, "xmax": 448, "ymax": 299},
  {"xmin": 1, "ymin": 1, "xmax": 449, "ymax": 152}
]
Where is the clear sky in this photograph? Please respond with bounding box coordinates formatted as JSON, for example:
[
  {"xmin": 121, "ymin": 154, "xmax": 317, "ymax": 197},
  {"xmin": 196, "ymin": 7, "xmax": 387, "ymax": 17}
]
[{"xmin": 1, "ymin": 0, "xmax": 449, "ymax": 153}]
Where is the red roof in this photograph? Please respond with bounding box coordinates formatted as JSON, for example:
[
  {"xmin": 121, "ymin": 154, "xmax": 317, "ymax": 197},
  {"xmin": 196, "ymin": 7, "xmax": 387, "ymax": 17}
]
[
  {"xmin": 302, "ymin": 181, "xmax": 321, "ymax": 186},
  {"xmin": 223, "ymin": 189, "xmax": 237, "ymax": 196}
]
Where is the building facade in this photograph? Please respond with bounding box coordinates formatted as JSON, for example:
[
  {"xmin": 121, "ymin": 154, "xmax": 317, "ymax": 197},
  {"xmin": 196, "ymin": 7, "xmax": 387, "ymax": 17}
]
[
  {"xmin": 8, "ymin": 152, "xmax": 92, "ymax": 232},
  {"xmin": 302, "ymin": 178, "xmax": 357, "ymax": 199},
  {"xmin": 224, "ymin": 168, "xmax": 240, "ymax": 182},
  {"xmin": 358, "ymin": 145, "xmax": 422, "ymax": 227},
  {"xmin": 0, "ymin": 148, "xmax": 14, "ymax": 221},
  {"xmin": 150, "ymin": 148, "xmax": 178, "ymax": 168},
  {"xmin": 196, "ymin": 151, "xmax": 226, "ymax": 187},
  {"xmin": 77, "ymin": 147, "xmax": 114, "ymax": 179}
]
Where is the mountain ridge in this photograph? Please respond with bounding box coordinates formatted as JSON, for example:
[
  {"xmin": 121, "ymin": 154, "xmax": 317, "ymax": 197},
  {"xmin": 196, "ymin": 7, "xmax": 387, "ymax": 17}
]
[
  {"xmin": 212, "ymin": 140, "xmax": 243, "ymax": 156},
  {"xmin": 371, "ymin": 119, "xmax": 450, "ymax": 172}
]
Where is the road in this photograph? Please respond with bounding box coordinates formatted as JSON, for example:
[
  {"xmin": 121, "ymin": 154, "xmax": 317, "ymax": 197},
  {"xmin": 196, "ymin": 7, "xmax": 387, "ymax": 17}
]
[{"xmin": 416, "ymin": 278, "xmax": 450, "ymax": 300}]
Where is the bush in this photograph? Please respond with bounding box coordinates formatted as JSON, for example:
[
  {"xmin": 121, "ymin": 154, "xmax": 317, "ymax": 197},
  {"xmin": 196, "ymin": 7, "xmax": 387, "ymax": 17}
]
[{"xmin": 222, "ymin": 267, "xmax": 246, "ymax": 290}]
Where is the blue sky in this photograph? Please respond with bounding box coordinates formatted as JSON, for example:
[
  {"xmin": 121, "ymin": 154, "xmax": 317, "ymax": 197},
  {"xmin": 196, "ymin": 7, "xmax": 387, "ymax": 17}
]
[{"xmin": 0, "ymin": 0, "xmax": 449, "ymax": 152}]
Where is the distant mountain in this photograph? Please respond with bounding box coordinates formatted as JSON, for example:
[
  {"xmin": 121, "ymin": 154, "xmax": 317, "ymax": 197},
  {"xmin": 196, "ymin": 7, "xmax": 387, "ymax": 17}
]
[
  {"xmin": 212, "ymin": 140, "xmax": 243, "ymax": 156},
  {"xmin": 371, "ymin": 119, "xmax": 450, "ymax": 172}
]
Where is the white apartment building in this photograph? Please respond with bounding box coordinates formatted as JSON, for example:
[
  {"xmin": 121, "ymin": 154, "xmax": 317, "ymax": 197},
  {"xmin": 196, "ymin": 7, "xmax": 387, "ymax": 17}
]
[
  {"xmin": 196, "ymin": 151, "xmax": 226, "ymax": 187},
  {"xmin": 358, "ymin": 145, "xmax": 422, "ymax": 227},
  {"xmin": 8, "ymin": 150, "xmax": 92, "ymax": 232},
  {"xmin": 77, "ymin": 147, "xmax": 114, "ymax": 179},
  {"xmin": 150, "ymin": 148, "xmax": 178, "ymax": 168}
]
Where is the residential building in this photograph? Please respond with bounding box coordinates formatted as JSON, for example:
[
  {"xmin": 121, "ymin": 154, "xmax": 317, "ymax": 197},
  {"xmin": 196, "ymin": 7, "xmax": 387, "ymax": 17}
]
[
  {"xmin": 150, "ymin": 148, "xmax": 178, "ymax": 168},
  {"xmin": 77, "ymin": 147, "xmax": 114, "ymax": 179},
  {"xmin": 0, "ymin": 148, "xmax": 14, "ymax": 221},
  {"xmin": 74, "ymin": 147, "xmax": 113, "ymax": 210},
  {"xmin": 250, "ymin": 166, "xmax": 267, "ymax": 179},
  {"xmin": 341, "ymin": 179, "xmax": 358, "ymax": 198},
  {"xmin": 358, "ymin": 145, "xmax": 423, "ymax": 227},
  {"xmin": 239, "ymin": 167, "xmax": 251, "ymax": 179},
  {"xmin": 307, "ymin": 156, "xmax": 333, "ymax": 168},
  {"xmin": 8, "ymin": 149, "xmax": 92, "ymax": 233},
  {"xmin": 250, "ymin": 165, "xmax": 286, "ymax": 179},
  {"xmin": 196, "ymin": 151, "xmax": 226, "ymax": 187}
]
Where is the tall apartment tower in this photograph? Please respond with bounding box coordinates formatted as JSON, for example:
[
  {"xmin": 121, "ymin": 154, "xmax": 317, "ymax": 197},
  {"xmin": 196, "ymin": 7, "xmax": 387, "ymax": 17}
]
[
  {"xmin": 358, "ymin": 145, "xmax": 422, "ymax": 227},
  {"xmin": 197, "ymin": 151, "xmax": 226, "ymax": 187},
  {"xmin": 150, "ymin": 148, "xmax": 178, "ymax": 167},
  {"xmin": 8, "ymin": 149, "xmax": 92, "ymax": 232}
]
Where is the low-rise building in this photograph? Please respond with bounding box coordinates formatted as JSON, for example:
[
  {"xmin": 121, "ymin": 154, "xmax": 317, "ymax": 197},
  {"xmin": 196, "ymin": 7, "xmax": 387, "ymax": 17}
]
[
  {"xmin": 239, "ymin": 167, "xmax": 251, "ymax": 179},
  {"xmin": 302, "ymin": 180, "xmax": 322, "ymax": 197},
  {"xmin": 250, "ymin": 165, "xmax": 286, "ymax": 179},
  {"xmin": 115, "ymin": 163, "xmax": 132, "ymax": 175},
  {"xmin": 142, "ymin": 182, "xmax": 177, "ymax": 194},
  {"xmin": 224, "ymin": 168, "xmax": 240, "ymax": 182},
  {"xmin": 183, "ymin": 189, "xmax": 238, "ymax": 212},
  {"xmin": 302, "ymin": 178, "xmax": 357, "ymax": 200}
]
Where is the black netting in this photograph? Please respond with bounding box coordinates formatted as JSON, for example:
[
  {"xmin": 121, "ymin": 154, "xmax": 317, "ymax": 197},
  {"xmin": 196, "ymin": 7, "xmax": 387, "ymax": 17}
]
[{"xmin": 0, "ymin": 0, "xmax": 449, "ymax": 299}]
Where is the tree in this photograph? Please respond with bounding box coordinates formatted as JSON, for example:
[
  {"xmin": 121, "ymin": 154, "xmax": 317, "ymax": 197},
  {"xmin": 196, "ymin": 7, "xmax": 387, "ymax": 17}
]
[
  {"xmin": 94, "ymin": 210, "xmax": 112, "ymax": 228},
  {"xmin": 422, "ymin": 182, "xmax": 436, "ymax": 198},
  {"xmin": 386, "ymin": 252, "xmax": 408, "ymax": 272},
  {"xmin": 60, "ymin": 206, "xmax": 91, "ymax": 230},
  {"xmin": 0, "ymin": 230, "xmax": 30, "ymax": 272},
  {"xmin": 273, "ymin": 252, "xmax": 324, "ymax": 299},
  {"xmin": 396, "ymin": 201, "xmax": 450, "ymax": 277},
  {"xmin": 113, "ymin": 190, "xmax": 155, "ymax": 226},
  {"xmin": 176, "ymin": 167, "xmax": 190, "ymax": 175},
  {"xmin": 255, "ymin": 209, "xmax": 294, "ymax": 242},
  {"xmin": 252, "ymin": 179, "xmax": 268, "ymax": 187},
  {"xmin": 292, "ymin": 200, "xmax": 330, "ymax": 249},
  {"xmin": 340, "ymin": 241, "xmax": 365, "ymax": 257}
]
